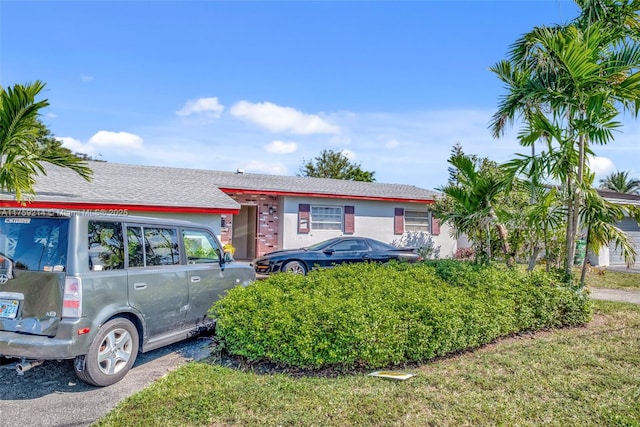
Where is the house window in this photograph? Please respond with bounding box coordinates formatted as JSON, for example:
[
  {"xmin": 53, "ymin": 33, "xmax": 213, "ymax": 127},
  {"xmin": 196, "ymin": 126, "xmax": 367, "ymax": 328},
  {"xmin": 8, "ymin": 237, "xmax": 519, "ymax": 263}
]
[
  {"xmin": 405, "ymin": 210, "xmax": 430, "ymax": 232},
  {"xmin": 311, "ymin": 206, "xmax": 343, "ymax": 230}
]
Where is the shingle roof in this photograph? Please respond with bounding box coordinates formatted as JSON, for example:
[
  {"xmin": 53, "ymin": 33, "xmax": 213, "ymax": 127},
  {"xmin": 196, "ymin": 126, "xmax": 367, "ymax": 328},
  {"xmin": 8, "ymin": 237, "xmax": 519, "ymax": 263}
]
[
  {"xmin": 207, "ymin": 170, "xmax": 438, "ymax": 201},
  {"xmin": 26, "ymin": 162, "xmax": 240, "ymax": 210},
  {"xmin": 3, "ymin": 162, "xmax": 438, "ymax": 208},
  {"xmin": 598, "ymin": 189, "xmax": 640, "ymax": 206}
]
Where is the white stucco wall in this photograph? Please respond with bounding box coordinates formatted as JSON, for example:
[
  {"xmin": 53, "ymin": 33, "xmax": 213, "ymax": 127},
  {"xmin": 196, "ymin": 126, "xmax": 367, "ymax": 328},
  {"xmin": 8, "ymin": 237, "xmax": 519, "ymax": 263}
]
[{"xmin": 281, "ymin": 196, "xmax": 457, "ymax": 258}]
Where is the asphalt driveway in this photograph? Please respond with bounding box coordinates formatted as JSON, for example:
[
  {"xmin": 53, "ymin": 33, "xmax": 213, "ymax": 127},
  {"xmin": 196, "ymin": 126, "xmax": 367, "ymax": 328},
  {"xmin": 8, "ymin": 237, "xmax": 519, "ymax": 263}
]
[
  {"xmin": 589, "ymin": 287, "xmax": 640, "ymax": 304},
  {"xmin": 0, "ymin": 336, "xmax": 214, "ymax": 427}
]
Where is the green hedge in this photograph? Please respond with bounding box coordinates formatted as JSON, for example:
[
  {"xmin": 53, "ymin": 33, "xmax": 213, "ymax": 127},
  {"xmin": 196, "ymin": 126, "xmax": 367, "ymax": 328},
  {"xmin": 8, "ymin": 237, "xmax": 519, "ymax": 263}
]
[{"xmin": 210, "ymin": 261, "xmax": 593, "ymax": 370}]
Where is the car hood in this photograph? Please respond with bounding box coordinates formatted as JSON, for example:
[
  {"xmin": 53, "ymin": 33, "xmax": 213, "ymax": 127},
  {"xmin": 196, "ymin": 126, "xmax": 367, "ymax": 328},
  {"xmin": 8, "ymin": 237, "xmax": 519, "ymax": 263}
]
[{"xmin": 255, "ymin": 248, "xmax": 309, "ymax": 260}]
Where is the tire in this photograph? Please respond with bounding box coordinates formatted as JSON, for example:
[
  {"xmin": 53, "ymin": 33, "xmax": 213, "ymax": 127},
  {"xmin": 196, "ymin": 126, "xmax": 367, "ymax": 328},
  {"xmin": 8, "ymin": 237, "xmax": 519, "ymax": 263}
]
[
  {"xmin": 283, "ymin": 260, "xmax": 307, "ymax": 275},
  {"xmin": 74, "ymin": 317, "xmax": 139, "ymax": 387}
]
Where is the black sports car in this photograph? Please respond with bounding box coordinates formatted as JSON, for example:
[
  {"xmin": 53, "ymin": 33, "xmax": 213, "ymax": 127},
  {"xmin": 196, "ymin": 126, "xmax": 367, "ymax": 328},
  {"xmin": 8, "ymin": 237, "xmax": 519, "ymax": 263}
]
[{"xmin": 251, "ymin": 236, "xmax": 422, "ymax": 275}]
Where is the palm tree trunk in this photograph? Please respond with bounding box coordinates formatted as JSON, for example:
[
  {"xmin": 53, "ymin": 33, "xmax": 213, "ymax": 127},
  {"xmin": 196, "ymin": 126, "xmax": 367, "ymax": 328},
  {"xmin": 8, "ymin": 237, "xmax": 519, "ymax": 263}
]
[
  {"xmin": 485, "ymin": 224, "xmax": 492, "ymax": 265},
  {"xmin": 544, "ymin": 223, "xmax": 551, "ymax": 273},
  {"xmin": 565, "ymin": 176, "xmax": 576, "ymax": 276},
  {"xmin": 571, "ymin": 133, "xmax": 587, "ymax": 279},
  {"xmin": 528, "ymin": 245, "xmax": 540, "ymax": 271},
  {"xmin": 495, "ymin": 222, "xmax": 514, "ymax": 268},
  {"xmin": 580, "ymin": 227, "xmax": 591, "ymax": 286}
]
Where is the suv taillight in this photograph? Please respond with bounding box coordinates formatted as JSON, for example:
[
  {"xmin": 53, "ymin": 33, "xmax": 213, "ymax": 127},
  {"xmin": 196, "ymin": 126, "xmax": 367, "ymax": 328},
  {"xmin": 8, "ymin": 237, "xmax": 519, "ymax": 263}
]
[{"xmin": 62, "ymin": 277, "xmax": 82, "ymax": 318}]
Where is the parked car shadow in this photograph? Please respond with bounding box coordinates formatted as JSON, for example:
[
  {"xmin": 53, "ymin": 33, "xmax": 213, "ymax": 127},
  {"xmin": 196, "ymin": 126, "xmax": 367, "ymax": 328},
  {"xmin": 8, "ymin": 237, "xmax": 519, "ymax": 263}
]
[{"xmin": 0, "ymin": 335, "xmax": 215, "ymax": 400}]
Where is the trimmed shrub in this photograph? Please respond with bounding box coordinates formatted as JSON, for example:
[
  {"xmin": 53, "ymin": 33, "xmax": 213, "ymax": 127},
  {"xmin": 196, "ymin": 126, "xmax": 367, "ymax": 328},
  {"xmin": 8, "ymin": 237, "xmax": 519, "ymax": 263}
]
[{"xmin": 210, "ymin": 261, "xmax": 592, "ymax": 370}]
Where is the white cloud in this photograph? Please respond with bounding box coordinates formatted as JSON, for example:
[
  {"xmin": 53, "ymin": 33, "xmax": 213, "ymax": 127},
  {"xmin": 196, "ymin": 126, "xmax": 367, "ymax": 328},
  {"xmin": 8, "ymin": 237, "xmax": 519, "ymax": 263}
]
[
  {"xmin": 59, "ymin": 131, "xmax": 144, "ymax": 157},
  {"xmin": 176, "ymin": 97, "xmax": 224, "ymax": 118},
  {"xmin": 230, "ymin": 101, "xmax": 340, "ymax": 134},
  {"xmin": 589, "ymin": 156, "xmax": 616, "ymax": 177},
  {"xmin": 341, "ymin": 149, "xmax": 356, "ymax": 160},
  {"xmin": 89, "ymin": 131, "xmax": 144, "ymax": 149},
  {"xmin": 80, "ymin": 74, "xmax": 93, "ymax": 82},
  {"xmin": 58, "ymin": 137, "xmax": 93, "ymax": 154},
  {"xmin": 266, "ymin": 140, "xmax": 298, "ymax": 154},
  {"xmin": 243, "ymin": 160, "xmax": 290, "ymax": 175}
]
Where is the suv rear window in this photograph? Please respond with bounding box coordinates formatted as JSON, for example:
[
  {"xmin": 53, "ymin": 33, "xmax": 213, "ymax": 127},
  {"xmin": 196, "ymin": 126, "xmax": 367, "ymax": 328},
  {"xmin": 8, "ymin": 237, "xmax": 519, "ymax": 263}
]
[{"xmin": 0, "ymin": 217, "xmax": 69, "ymax": 272}]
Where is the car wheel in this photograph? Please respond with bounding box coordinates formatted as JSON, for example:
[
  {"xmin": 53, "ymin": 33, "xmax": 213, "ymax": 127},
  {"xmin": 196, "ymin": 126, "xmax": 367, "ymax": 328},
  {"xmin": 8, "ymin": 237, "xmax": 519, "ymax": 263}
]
[
  {"xmin": 283, "ymin": 260, "xmax": 307, "ymax": 275},
  {"xmin": 74, "ymin": 317, "xmax": 139, "ymax": 387}
]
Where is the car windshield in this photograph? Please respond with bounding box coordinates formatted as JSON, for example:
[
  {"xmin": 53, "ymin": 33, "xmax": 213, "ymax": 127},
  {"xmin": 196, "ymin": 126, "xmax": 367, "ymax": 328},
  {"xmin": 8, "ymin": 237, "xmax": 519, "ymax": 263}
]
[
  {"xmin": 0, "ymin": 217, "xmax": 69, "ymax": 271},
  {"xmin": 305, "ymin": 238, "xmax": 341, "ymax": 251}
]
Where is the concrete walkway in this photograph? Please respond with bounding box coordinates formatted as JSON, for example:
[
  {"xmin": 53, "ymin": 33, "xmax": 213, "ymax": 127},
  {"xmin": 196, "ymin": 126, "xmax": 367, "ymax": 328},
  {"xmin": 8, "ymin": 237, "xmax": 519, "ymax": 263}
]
[{"xmin": 590, "ymin": 287, "xmax": 640, "ymax": 304}]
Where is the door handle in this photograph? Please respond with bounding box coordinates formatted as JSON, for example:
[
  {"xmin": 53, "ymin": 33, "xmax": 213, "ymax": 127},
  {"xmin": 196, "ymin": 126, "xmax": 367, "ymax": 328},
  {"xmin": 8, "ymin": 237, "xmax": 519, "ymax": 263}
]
[
  {"xmin": 133, "ymin": 282, "xmax": 147, "ymax": 290},
  {"xmin": 191, "ymin": 276, "xmax": 201, "ymax": 283}
]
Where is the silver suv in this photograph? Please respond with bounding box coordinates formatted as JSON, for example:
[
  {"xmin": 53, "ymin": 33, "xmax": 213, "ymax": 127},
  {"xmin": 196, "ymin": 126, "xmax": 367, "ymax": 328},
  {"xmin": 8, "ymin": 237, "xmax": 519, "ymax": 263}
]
[{"xmin": 0, "ymin": 210, "xmax": 255, "ymax": 386}]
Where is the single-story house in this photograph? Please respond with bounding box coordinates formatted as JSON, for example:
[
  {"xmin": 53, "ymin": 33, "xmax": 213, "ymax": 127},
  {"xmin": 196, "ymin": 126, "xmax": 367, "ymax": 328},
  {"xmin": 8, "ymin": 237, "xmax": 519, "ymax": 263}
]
[
  {"xmin": 591, "ymin": 189, "xmax": 640, "ymax": 268},
  {"xmin": 0, "ymin": 161, "xmax": 456, "ymax": 260}
]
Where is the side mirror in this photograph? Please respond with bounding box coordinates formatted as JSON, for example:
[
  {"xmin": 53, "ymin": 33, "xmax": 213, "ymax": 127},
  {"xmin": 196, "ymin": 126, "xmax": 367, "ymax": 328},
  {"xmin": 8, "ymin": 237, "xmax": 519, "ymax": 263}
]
[
  {"xmin": 216, "ymin": 248, "xmax": 227, "ymax": 266},
  {"xmin": 323, "ymin": 249, "xmax": 335, "ymax": 255},
  {"xmin": 223, "ymin": 251, "xmax": 234, "ymax": 263}
]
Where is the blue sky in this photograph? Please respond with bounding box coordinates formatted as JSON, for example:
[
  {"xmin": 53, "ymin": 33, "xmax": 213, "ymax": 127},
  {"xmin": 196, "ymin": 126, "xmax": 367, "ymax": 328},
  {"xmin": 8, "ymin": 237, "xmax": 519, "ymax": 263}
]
[{"xmin": 2, "ymin": 0, "xmax": 639, "ymax": 189}]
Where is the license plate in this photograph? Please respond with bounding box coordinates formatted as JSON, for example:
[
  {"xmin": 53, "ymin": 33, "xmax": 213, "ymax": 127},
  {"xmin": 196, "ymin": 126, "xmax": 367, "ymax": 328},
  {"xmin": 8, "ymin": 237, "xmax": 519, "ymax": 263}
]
[{"xmin": 0, "ymin": 298, "xmax": 19, "ymax": 319}]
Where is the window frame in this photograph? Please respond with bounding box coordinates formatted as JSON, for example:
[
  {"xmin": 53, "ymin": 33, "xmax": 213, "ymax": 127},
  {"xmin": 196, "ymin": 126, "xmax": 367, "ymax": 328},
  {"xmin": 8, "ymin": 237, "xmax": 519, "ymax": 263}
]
[
  {"xmin": 182, "ymin": 228, "xmax": 222, "ymax": 264},
  {"xmin": 310, "ymin": 205, "xmax": 344, "ymax": 231},
  {"xmin": 88, "ymin": 220, "xmax": 125, "ymax": 271},
  {"xmin": 404, "ymin": 210, "xmax": 431, "ymax": 233},
  {"xmin": 124, "ymin": 224, "xmax": 180, "ymax": 268}
]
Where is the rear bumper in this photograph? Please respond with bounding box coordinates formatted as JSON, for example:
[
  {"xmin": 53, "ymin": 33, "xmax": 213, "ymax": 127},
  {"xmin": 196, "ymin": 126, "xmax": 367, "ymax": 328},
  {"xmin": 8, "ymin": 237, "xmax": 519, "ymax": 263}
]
[{"xmin": 0, "ymin": 318, "xmax": 95, "ymax": 360}]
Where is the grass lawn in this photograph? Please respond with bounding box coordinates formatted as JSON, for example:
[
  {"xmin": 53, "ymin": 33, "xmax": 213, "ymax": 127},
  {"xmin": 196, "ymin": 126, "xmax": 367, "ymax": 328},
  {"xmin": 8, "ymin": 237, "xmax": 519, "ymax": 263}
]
[
  {"xmin": 96, "ymin": 300, "xmax": 640, "ymax": 427},
  {"xmin": 584, "ymin": 269, "xmax": 640, "ymax": 290}
]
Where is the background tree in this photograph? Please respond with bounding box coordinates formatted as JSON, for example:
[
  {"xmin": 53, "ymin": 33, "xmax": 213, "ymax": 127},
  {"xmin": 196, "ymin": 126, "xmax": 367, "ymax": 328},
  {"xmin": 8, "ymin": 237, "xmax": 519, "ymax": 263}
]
[
  {"xmin": 298, "ymin": 149, "xmax": 375, "ymax": 182},
  {"xmin": 490, "ymin": 0, "xmax": 640, "ymax": 279},
  {"xmin": 435, "ymin": 146, "xmax": 515, "ymax": 267},
  {"xmin": 34, "ymin": 119, "xmax": 103, "ymax": 162},
  {"xmin": 599, "ymin": 170, "xmax": 640, "ymax": 194},
  {"xmin": 0, "ymin": 81, "xmax": 92, "ymax": 201}
]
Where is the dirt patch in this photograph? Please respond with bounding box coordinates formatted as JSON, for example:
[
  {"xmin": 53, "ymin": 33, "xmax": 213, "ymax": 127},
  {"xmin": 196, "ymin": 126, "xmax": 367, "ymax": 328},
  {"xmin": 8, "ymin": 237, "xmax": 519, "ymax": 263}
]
[{"xmin": 584, "ymin": 313, "xmax": 608, "ymax": 329}]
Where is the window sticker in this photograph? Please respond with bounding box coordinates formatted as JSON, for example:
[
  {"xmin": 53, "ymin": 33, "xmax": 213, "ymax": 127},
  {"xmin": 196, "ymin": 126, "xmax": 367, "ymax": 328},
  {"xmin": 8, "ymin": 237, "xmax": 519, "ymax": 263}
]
[{"xmin": 5, "ymin": 218, "xmax": 31, "ymax": 224}]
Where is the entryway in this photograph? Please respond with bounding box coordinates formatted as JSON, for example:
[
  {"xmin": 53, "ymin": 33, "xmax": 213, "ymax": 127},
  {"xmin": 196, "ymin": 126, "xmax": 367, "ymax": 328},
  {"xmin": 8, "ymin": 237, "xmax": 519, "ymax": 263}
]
[{"xmin": 232, "ymin": 204, "xmax": 257, "ymax": 260}]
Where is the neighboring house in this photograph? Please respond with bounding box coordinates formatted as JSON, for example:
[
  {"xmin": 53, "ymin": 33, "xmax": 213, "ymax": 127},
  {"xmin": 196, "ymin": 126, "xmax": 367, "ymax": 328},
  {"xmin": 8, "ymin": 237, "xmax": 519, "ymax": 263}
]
[
  {"xmin": 591, "ymin": 189, "xmax": 640, "ymax": 268},
  {"xmin": 0, "ymin": 162, "xmax": 456, "ymax": 260}
]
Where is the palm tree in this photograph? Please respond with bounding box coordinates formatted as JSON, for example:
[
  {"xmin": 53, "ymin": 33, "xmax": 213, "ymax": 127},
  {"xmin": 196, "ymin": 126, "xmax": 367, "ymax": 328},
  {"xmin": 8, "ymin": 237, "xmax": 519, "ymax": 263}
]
[
  {"xmin": 523, "ymin": 185, "xmax": 567, "ymax": 272},
  {"xmin": 491, "ymin": 1, "xmax": 640, "ymax": 279},
  {"xmin": 579, "ymin": 184, "xmax": 637, "ymax": 285},
  {"xmin": 599, "ymin": 170, "xmax": 640, "ymax": 194},
  {"xmin": 0, "ymin": 81, "xmax": 92, "ymax": 201},
  {"xmin": 437, "ymin": 151, "xmax": 514, "ymax": 267}
]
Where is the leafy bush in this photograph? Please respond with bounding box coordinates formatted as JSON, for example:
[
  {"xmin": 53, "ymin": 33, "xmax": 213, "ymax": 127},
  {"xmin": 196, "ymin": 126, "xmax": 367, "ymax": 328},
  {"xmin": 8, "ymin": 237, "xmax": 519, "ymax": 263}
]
[{"xmin": 211, "ymin": 261, "xmax": 592, "ymax": 370}]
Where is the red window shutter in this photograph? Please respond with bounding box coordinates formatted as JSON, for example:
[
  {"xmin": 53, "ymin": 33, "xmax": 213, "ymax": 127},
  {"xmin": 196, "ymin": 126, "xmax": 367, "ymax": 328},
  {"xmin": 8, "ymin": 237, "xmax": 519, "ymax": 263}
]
[
  {"xmin": 298, "ymin": 204, "xmax": 310, "ymax": 233},
  {"xmin": 431, "ymin": 217, "xmax": 440, "ymax": 235},
  {"xmin": 394, "ymin": 208, "xmax": 404, "ymax": 235},
  {"xmin": 344, "ymin": 206, "xmax": 355, "ymax": 234}
]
